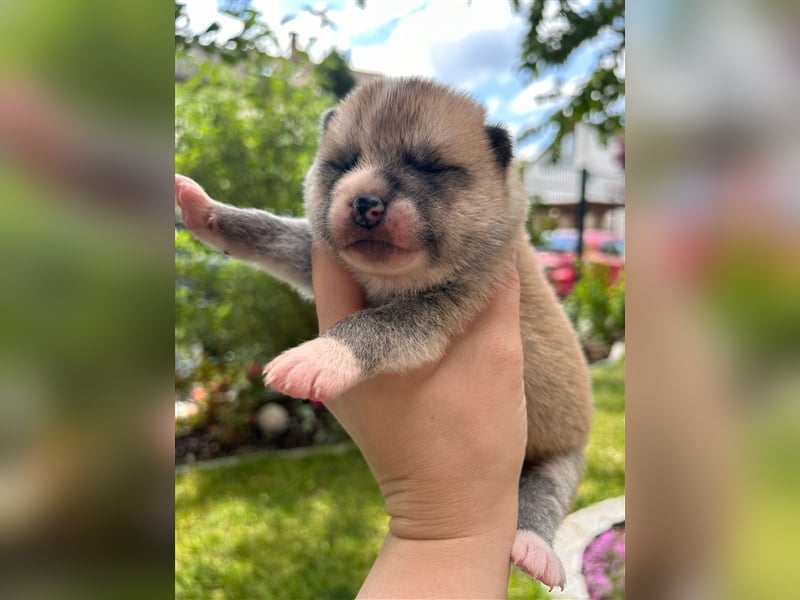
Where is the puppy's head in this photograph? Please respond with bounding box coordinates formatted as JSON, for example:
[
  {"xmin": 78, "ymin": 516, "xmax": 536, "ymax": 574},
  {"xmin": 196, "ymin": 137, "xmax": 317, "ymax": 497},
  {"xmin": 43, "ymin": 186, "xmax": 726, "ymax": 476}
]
[{"xmin": 304, "ymin": 77, "xmax": 525, "ymax": 296}]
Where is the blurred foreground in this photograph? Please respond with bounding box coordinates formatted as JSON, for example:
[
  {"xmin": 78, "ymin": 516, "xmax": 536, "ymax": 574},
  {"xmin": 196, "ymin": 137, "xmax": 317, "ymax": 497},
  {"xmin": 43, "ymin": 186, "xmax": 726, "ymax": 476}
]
[
  {"xmin": 628, "ymin": 1, "xmax": 800, "ymax": 598},
  {"xmin": 0, "ymin": 1, "xmax": 174, "ymax": 598}
]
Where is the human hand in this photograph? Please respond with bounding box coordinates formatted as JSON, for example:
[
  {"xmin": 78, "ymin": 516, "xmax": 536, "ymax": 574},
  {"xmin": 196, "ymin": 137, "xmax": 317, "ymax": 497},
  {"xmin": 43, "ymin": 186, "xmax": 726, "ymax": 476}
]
[{"xmin": 312, "ymin": 245, "xmax": 527, "ymax": 598}]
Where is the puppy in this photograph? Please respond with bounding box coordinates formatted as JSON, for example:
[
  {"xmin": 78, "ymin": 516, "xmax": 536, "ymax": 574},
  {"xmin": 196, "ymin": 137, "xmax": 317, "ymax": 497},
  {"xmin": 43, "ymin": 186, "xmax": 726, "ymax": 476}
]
[{"xmin": 175, "ymin": 77, "xmax": 593, "ymax": 590}]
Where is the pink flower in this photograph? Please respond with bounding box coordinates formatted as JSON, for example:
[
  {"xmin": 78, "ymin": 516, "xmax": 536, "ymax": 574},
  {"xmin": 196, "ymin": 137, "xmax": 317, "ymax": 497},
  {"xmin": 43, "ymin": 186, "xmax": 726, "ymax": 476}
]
[{"xmin": 582, "ymin": 525, "xmax": 625, "ymax": 600}]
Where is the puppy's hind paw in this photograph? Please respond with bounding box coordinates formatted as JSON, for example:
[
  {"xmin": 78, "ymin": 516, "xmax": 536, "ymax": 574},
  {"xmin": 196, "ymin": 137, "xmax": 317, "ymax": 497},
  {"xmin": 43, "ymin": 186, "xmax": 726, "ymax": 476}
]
[
  {"xmin": 263, "ymin": 337, "xmax": 361, "ymax": 403},
  {"xmin": 511, "ymin": 529, "xmax": 566, "ymax": 592}
]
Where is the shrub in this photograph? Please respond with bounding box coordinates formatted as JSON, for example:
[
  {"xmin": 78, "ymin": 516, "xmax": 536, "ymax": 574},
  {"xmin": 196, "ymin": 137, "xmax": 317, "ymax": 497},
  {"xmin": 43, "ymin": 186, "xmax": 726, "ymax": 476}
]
[
  {"xmin": 175, "ymin": 48, "xmax": 346, "ymax": 458},
  {"xmin": 565, "ymin": 264, "xmax": 625, "ymax": 357}
]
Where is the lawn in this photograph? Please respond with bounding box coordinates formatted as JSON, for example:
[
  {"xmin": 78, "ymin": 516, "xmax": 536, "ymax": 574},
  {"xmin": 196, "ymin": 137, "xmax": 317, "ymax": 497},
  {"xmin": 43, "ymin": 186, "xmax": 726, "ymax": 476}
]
[{"xmin": 176, "ymin": 360, "xmax": 624, "ymax": 599}]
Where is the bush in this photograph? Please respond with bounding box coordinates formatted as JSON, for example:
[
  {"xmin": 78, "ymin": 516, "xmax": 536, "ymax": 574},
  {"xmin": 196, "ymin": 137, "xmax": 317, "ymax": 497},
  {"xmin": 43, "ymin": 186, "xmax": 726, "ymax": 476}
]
[
  {"xmin": 565, "ymin": 263, "xmax": 625, "ymax": 359},
  {"xmin": 175, "ymin": 48, "xmax": 345, "ymax": 458},
  {"xmin": 175, "ymin": 233, "xmax": 349, "ymax": 462}
]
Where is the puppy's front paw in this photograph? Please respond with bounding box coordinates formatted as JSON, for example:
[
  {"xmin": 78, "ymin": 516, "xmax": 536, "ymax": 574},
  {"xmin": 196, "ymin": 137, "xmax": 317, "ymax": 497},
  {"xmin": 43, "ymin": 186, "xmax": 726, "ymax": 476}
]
[
  {"xmin": 263, "ymin": 338, "xmax": 361, "ymax": 402},
  {"xmin": 175, "ymin": 175, "xmax": 213, "ymax": 230},
  {"xmin": 175, "ymin": 175, "xmax": 229, "ymax": 249},
  {"xmin": 511, "ymin": 529, "xmax": 567, "ymax": 591}
]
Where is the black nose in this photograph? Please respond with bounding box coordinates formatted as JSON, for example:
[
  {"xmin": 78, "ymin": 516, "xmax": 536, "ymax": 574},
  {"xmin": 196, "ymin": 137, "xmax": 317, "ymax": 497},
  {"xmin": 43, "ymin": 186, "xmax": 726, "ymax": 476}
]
[{"xmin": 351, "ymin": 194, "xmax": 385, "ymax": 229}]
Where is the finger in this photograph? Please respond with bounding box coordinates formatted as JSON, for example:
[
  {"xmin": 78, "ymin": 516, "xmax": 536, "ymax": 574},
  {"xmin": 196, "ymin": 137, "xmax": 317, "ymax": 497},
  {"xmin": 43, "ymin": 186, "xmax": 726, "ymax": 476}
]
[{"xmin": 311, "ymin": 244, "xmax": 366, "ymax": 332}]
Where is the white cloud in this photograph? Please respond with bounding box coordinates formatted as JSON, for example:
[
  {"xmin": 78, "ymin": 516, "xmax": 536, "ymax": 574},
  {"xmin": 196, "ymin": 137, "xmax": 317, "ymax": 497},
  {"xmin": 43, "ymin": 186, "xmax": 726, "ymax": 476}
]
[
  {"xmin": 184, "ymin": 1, "xmax": 525, "ymax": 80},
  {"xmin": 509, "ymin": 78, "xmax": 558, "ymax": 115},
  {"xmin": 345, "ymin": 0, "xmax": 523, "ymax": 78},
  {"xmin": 182, "ymin": 0, "xmax": 246, "ymax": 42},
  {"xmin": 332, "ymin": 0, "xmax": 429, "ymax": 39}
]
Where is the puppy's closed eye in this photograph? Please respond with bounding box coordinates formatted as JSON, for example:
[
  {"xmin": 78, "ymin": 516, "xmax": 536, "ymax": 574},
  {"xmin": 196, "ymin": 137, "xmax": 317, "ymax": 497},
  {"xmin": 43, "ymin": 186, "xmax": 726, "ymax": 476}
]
[
  {"xmin": 324, "ymin": 147, "xmax": 361, "ymax": 173},
  {"xmin": 403, "ymin": 151, "xmax": 462, "ymax": 176}
]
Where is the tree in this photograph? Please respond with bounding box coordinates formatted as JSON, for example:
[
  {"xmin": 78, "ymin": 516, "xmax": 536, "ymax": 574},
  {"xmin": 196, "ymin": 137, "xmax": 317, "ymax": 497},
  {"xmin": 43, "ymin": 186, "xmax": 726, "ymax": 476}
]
[
  {"xmin": 314, "ymin": 49, "xmax": 357, "ymax": 99},
  {"xmin": 175, "ymin": 43, "xmax": 334, "ymax": 359},
  {"xmin": 511, "ymin": 0, "xmax": 624, "ymax": 160},
  {"xmin": 175, "ymin": 1, "xmax": 278, "ymax": 63}
]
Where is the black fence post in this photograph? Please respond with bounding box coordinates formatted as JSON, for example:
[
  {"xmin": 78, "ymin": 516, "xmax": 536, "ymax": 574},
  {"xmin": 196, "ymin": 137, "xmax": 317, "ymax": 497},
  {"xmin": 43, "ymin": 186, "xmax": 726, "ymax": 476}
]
[{"xmin": 575, "ymin": 167, "xmax": 588, "ymax": 281}]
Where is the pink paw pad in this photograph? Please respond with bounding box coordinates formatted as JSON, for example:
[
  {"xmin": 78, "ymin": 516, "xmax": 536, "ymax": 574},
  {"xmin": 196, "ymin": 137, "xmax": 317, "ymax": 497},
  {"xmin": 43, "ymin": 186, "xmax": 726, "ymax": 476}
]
[
  {"xmin": 511, "ymin": 529, "xmax": 567, "ymax": 591},
  {"xmin": 175, "ymin": 175, "xmax": 212, "ymax": 230},
  {"xmin": 263, "ymin": 338, "xmax": 361, "ymax": 403}
]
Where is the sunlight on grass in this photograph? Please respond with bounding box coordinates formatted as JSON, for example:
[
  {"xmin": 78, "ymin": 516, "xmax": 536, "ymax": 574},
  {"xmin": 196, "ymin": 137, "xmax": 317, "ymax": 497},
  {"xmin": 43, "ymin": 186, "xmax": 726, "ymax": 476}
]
[{"xmin": 176, "ymin": 361, "xmax": 624, "ymax": 599}]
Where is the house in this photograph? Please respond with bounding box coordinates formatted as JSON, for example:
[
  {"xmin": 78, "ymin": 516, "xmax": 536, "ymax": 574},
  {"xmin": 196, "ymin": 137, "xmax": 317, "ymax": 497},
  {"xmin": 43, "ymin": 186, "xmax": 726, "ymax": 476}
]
[{"xmin": 523, "ymin": 123, "xmax": 625, "ymax": 235}]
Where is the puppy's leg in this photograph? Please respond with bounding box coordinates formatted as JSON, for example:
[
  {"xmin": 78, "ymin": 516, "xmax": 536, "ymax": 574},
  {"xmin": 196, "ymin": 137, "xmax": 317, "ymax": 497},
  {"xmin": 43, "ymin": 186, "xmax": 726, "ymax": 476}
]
[
  {"xmin": 512, "ymin": 448, "xmax": 584, "ymax": 591},
  {"xmin": 175, "ymin": 174, "xmax": 313, "ymax": 296},
  {"xmin": 264, "ymin": 284, "xmax": 476, "ymax": 401}
]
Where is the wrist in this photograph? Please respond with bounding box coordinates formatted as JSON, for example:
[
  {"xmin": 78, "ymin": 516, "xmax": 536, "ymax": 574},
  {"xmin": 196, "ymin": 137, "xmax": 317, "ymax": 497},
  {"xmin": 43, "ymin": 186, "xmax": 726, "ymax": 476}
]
[
  {"xmin": 381, "ymin": 477, "xmax": 519, "ymax": 542},
  {"xmin": 358, "ymin": 529, "xmax": 515, "ymax": 599}
]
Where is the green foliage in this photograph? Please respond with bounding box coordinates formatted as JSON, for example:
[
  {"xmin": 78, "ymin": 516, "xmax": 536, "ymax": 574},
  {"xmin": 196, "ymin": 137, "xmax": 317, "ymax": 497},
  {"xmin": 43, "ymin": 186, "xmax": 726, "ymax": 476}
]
[
  {"xmin": 175, "ymin": 37, "xmax": 339, "ymax": 448},
  {"xmin": 175, "ymin": 51, "xmax": 332, "ymax": 214},
  {"xmin": 314, "ymin": 49, "xmax": 357, "ymax": 99},
  {"xmin": 526, "ymin": 194, "xmax": 558, "ymax": 246},
  {"xmin": 175, "ymin": 1, "xmax": 278, "ymax": 64},
  {"xmin": 175, "ymin": 361, "xmax": 624, "ymax": 599},
  {"xmin": 511, "ymin": 0, "xmax": 625, "ymax": 157},
  {"xmin": 565, "ymin": 263, "xmax": 625, "ymax": 350},
  {"xmin": 175, "ymin": 231, "xmax": 317, "ymax": 362},
  {"xmin": 175, "ymin": 228, "xmax": 329, "ymax": 451},
  {"xmin": 174, "ymin": 41, "xmax": 333, "ymax": 359}
]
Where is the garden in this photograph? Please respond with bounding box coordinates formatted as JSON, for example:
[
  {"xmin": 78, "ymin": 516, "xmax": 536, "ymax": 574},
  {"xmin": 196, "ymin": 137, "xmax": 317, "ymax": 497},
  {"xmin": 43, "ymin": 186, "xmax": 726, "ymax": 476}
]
[
  {"xmin": 175, "ymin": 7, "xmax": 625, "ymax": 597},
  {"xmin": 176, "ymin": 359, "xmax": 624, "ymax": 599}
]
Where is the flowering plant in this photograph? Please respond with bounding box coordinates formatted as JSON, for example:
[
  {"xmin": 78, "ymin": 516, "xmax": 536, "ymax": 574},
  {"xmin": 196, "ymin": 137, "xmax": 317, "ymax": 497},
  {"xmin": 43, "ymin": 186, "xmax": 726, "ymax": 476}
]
[{"xmin": 582, "ymin": 523, "xmax": 625, "ymax": 600}]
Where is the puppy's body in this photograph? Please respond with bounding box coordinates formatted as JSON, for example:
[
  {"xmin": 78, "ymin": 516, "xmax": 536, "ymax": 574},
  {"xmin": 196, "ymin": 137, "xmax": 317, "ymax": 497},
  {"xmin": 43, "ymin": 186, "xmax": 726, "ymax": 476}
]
[{"xmin": 176, "ymin": 77, "xmax": 592, "ymax": 590}]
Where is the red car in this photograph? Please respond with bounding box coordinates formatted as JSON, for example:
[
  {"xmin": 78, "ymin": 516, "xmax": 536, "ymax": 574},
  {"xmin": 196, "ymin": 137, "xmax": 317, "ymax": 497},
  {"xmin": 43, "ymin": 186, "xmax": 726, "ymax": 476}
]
[{"xmin": 536, "ymin": 228, "xmax": 625, "ymax": 297}]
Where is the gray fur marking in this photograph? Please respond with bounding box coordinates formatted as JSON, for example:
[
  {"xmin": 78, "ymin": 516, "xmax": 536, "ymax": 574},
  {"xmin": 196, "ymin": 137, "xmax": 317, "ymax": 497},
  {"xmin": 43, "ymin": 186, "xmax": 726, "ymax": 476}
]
[
  {"xmin": 517, "ymin": 449, "xmax": 585, "ymax": 545},
  {"xmin": 211, "ymin": 205, "xmax": 314, "ymax": 297},
  {"xmin": 326, "ymin": 280, "xmax": 471, "ymax": 375}
]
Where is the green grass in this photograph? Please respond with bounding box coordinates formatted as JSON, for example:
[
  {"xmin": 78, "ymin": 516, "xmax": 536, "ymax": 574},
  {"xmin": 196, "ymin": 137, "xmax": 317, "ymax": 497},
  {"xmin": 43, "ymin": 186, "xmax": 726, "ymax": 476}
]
[{"xmin": 176, "ymin": 360, "xmax": 625, "ymax": 599}]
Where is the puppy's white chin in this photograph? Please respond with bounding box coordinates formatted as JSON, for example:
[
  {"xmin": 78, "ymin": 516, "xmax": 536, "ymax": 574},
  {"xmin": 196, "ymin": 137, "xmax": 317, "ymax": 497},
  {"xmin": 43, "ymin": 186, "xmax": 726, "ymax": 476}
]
[{"xmin": 340, "ymin": 245, "xmax": 427, "ymax": 277}]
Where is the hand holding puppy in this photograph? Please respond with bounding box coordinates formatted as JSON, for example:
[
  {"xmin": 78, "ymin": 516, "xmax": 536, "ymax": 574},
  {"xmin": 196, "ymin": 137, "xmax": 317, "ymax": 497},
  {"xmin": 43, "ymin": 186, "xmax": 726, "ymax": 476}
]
[{"xmin": 312, "ymin": 244, "xmax": 527, "ymax": 598}]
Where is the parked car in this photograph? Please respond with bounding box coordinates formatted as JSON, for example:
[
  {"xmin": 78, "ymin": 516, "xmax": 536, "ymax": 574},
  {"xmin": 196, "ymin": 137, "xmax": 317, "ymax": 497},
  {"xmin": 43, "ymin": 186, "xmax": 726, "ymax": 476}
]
[{"xmin": 536, "ymin": 228, "xmax": 625, "ymax": 297}]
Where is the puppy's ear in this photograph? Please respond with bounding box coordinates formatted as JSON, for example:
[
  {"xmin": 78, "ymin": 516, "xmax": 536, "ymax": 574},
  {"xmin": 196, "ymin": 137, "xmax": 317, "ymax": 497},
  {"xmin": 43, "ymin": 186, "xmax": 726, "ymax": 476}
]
[
  {"xmin": 320, "ymin": 108, "xmax": 337, "ymax": 133},
  {"xmin": 485, "ymin": 124, "xmax": 513, "ymax": 169}
]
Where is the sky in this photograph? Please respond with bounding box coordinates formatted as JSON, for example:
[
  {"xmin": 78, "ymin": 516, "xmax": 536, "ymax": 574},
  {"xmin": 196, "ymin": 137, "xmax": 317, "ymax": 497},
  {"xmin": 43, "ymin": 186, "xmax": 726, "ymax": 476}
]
[{"xmin": 181, "ymin": 0, "xmax": 609, "ymax": 159}]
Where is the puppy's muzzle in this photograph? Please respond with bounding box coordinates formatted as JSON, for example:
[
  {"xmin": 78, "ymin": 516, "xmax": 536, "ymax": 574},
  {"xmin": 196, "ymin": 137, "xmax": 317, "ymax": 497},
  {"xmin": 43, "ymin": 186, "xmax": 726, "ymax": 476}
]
[{"xmin": 351, "ymin": 194, "xmax": 385, "ymax": 229}]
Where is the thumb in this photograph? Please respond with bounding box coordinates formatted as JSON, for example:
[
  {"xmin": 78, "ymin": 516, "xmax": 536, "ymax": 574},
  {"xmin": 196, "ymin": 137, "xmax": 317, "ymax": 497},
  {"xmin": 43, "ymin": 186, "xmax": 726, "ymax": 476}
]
[{"xmin": 311, "ymin": 244, "xmax": 366, "ymax": 333}]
